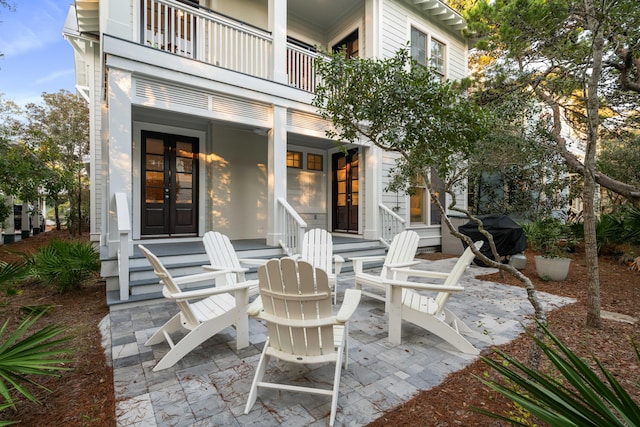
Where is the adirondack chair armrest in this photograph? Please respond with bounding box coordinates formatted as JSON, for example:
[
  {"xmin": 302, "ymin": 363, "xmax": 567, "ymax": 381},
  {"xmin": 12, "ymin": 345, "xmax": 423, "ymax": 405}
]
[
  {"xmin": 247, "ymin": 295, "xmax": 263, "ymax": 316},
  {"xmin": 350, "ymin": 255, "xmax": 386, "ymax": 274},
  {"xmin": 350, "ymin": 255, "xmax": 386, "ymax": 263},
  {"xmin": 238, "ymin": 258, "xmax": 269, "ymax": 267},
  {"xmin": 390, "ymin": 267, "xmax": 450, "ymax": 280},
  {"xmin": 385, "ymin": 279, "xmax": 465, "ymax": 293},
  {"xmin": 333, "ymin": 254, "xmax": 345, "ymax": 275},
  {"xmin": 385, "ymin": 260, "xmax": 421, "ymax": 269},
  {"xmin": 172, "ymin": 269, "xmax": 232, "ymax": 286},
  {"xmin": 202, "ymin": 265, "xmax": 249, "ymax": 274},
  {"xmin": 166, "ymin": 279, "xmax": 259, "ymax": 301},
  {"xmin": 336, "ymin": 289, "xmax": 361, "ymax": 323}
]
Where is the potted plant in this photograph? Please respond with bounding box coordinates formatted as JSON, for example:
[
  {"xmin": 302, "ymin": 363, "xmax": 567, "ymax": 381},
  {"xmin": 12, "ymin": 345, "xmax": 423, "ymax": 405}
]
[{"xmin": 523, "ymin": 218, "xmax": 576, "ymax": 281}]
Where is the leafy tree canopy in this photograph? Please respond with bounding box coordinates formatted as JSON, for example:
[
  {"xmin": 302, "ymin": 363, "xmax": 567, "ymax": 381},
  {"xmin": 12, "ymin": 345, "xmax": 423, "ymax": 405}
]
[{"xmin": 313, "ymin": 48, "xmax": 490, "ymax": 192}]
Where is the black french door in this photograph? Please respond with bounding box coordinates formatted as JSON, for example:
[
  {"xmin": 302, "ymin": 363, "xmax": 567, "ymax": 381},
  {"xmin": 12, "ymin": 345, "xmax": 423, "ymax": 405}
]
[
  {"xmin": 141, "ymin": 131, "xmax": 198, "ymax": 236},
  {"xmin": 332, "ymin": 148, "xmax": 359, "ymax": 233}
]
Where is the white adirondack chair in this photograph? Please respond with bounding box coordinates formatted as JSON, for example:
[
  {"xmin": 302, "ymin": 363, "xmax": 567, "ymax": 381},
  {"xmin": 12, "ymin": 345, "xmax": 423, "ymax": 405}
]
[
  {"xmin": 244, "ymin": 258, "xmax": 361, "ymax": 427},
  {"xmin": 202, "ymin": 231, "xmax": 267, "ymax": 287},
  {"xmin": 297, "ymin": 228, "xmax": 344, "ymax": 304},
  {"xmin": 138, "ymin": 245, "xmax": 258, "ymax": 371},
  {"xmin": 385, "ymin": 241, "xmax": 484, "ymax": 354},
  {"xmin": 351, "ymin": 230, "xmax": 421, "ymax": 307}
]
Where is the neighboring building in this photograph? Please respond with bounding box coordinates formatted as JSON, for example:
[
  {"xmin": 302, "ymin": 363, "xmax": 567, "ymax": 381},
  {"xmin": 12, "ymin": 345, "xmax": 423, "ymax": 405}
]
[{"xmin": 63, "ymin": 0, "xmax": 468, "ymax": 302}]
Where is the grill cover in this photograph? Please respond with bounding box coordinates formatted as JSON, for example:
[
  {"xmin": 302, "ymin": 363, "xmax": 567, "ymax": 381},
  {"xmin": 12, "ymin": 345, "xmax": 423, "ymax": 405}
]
[{"xmin": 458, "ymin": 215, "xmax": 527, "ymax": 267}]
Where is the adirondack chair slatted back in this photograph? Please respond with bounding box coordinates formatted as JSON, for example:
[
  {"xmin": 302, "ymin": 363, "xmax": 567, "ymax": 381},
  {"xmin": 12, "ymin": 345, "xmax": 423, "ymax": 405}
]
[
  {"xmin": 382, "ymin": 230, "xmax": 420, "ymax": 278},
  {"xmin": 258, "ymin": 258, "xmax": 334, "ymax": 356},
  {"xmin": 301, "ymin": 228, "xmax": 333, "ymax": 274},
  {"xmin": 203, "ymin": 231, "xmax": 244, "ymax": 285},
  {"xmin": 138, "ymin": 245, "xmax": 199, "ymax": 327},
  {"xmin": 433, "ymin": 241, "xmax": 483, "ymax": 316}
]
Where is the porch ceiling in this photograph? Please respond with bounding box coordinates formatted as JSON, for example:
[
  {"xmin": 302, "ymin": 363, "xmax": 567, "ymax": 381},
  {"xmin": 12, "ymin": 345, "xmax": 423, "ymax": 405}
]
[
  {"xmin": 288, "ymin": 0, "xmax": 466, "ymax": 32},
  {"xmin": 288, "ymin": 0, "xmax": 362, "ymax": 32}
]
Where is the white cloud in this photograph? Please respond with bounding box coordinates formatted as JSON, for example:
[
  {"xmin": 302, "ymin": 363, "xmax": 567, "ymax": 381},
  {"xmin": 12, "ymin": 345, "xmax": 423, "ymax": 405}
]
[
  {"xmin": 0, "ymin": 1, "xmax": 66, "ymax": 58},
  {"xmin": 35, "ymin": 68, "xmax": 75, "ymax": 85}
]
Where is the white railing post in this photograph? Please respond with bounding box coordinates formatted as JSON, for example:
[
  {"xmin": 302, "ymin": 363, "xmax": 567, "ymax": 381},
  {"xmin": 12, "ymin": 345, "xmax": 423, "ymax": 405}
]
[
  {"xmin": 378, "ymin": 203, "xmax": 406, "ymax": 247},
  {"xmin": 115, "ymin": 193, "xmax": 131, "ymax": 301},
  {"xmin": 277, "ymin": 198, "xmax": 307, "ymax": 255}
]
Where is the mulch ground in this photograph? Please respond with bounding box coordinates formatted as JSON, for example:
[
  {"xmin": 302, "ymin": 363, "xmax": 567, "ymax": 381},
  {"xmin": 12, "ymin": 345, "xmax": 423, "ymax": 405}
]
[
  {"xmin": 0, "ymin": 230, "xmax": 114, "ymax": 427},
  {"xmin": 1, "ymin": 231, "xmax": 639, "ymax": 426}
]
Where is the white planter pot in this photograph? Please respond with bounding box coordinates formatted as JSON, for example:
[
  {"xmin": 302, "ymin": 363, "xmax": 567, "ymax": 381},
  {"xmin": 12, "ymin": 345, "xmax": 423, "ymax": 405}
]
[{"xmin": 534, "ymin": 256, "xmax": 571, "ymax": 281}]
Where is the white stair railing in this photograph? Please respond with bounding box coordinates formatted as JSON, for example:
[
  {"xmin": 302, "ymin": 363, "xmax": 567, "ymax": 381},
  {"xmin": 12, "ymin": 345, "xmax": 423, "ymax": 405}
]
[
  {"xmin": 114, "ymin": 192, "xmax": 131, "ymax": 301},
  {"xmin": 277, "ymin": 198, "xmax": 307, "ymax": 256},
  {"xmin": 379, "ymin": 203, "xmax": 406, "ymax": 247}
]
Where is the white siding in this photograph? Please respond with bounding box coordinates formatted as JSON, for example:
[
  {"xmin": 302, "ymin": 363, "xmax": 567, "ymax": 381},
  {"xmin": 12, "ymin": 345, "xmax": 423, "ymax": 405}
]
[{"xmin": 381, "ymin": 0, "xmax": 467, "ymax": 80}]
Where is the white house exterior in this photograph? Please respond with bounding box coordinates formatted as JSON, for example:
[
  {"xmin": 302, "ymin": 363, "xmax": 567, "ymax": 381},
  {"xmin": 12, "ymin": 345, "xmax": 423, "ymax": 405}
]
[{"xmin": 63, "ymin": 0, "xmax": 468, "ymax": 302}]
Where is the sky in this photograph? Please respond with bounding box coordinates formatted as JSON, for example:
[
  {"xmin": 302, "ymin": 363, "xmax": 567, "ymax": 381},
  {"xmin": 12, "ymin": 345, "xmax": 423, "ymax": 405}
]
[{"xmin": 0, "ymin": 0, "xmax": 76, "ymax": 108}]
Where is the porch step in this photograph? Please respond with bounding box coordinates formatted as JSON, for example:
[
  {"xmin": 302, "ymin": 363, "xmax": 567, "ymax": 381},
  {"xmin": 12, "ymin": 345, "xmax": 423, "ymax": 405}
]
[{"xmin": 104, "ymin": 236, "xmax": 387, "ymax": 308}]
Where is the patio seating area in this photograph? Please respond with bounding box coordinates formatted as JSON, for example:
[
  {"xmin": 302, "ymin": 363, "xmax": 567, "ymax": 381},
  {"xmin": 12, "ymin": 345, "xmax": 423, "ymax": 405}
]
[{"xmin": 102, "ymin": 256, "xmax": 575, "ymax": 426}]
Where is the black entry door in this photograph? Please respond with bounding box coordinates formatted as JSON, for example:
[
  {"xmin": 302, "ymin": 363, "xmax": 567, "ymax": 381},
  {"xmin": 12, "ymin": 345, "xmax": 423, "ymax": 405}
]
[
  {"xmin": 333, "ymin": 148, "xmax": 359, "ymax": 233},
  {"xmin": 141, "ymin": 131, "xmax": 198, "ymax": 236}
]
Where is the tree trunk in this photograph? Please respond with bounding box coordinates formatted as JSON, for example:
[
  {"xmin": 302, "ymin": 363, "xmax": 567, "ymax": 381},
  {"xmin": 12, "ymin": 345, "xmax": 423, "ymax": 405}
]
[{"xmin": 584, "ymin": 1, "xmax": 603, "ymax": 328}]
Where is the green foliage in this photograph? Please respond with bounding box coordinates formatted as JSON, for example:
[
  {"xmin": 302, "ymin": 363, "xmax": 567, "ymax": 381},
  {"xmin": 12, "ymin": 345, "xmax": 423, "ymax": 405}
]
[
  {"xmin": 0, "ymin": 314, "xmax": 73, "ymax": 421},
  {"xmin": 30, "ymin": 240, "xmax": 99, "ymax": 293},
  {"xmin": 522, "ymin": 218, "xmax": 577, "ymax": 258},
  {"xmin": 0, "ymin": 199, "xmax": 11, "ymax": 230},
  {"xmin": 475, "ymin": 321, "xmax": 640, "ymax": 426},
  {"xmin": 0, "ymin": 262, "xmax": 28, "ymax": 297},
  {"xmin": 598, "ymin": 134, "xmax": 640, "ymax": 196},
  {"xmin": 313, "ymin": 48, "xmax": 491, "ymax": 193}
]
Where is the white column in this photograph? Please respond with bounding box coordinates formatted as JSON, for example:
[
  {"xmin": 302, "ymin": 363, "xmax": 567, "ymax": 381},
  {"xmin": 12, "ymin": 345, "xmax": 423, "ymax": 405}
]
[
  {"xmin": 269, "ymin": 0, "xmax": 287, "ymax": 84},
  {"xmin": 106, "ymin": 68, "xmax": 133, "ymax": 257},
  {"xmin": 364, "ymin": 0, "xmax": 382, "ymax": 59},
  {"xmin": 363, "ymin": 144, "xmax": 380, "ymax": 240},
  {"xmin": 266, "ymin": 105, "xmax": 287, "ymax": 246}
]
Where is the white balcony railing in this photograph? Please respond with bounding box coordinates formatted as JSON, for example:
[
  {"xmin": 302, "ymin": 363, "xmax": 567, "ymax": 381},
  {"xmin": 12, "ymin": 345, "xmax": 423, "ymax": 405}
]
[{"xmin": 141, "ymin": 0, "xmax": 322, "ymax": 91}]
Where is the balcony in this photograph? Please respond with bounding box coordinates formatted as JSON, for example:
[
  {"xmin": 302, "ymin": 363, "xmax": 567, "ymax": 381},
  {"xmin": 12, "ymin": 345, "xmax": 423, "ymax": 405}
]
[{"xmin": 141, "ymin": 0, "xmax": 322, "ymax": 92}]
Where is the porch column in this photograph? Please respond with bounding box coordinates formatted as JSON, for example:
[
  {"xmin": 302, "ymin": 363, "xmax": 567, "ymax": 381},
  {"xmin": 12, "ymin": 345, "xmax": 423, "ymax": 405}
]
[
  {"xmin": 106, "ymin": 68, "xmax": 133, "ymax": 257},
  {"xmin": 363, "ymin": 144, "xmax": 380, "ymax": 240},
  {"xmin": 364, "ymin": 0, "xmax": 382, "ymax": 58},
  {"xmin": 267, "ymin": 105, "xmax": 287, "ymax": 246},
  {"xmin": 268, "ymin": 0, "xmax": 287, "ymax": 84}
]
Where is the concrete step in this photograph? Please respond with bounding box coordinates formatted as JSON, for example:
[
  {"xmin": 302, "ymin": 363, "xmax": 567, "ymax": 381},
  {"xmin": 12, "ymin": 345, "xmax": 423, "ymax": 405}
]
[{"xmin": 105, "ymin": 237, "xmax": 387, "ymax": 307}]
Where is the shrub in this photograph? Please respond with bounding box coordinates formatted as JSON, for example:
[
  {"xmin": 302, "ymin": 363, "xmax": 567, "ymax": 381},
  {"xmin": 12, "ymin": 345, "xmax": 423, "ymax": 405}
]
[
  {"xmin": 475, "ymin": 320, "xmax": 640, "ymax": 426},
  {"xmin": 0, "ymin": 315, "xmax": 73, "ymax": 425},
  {"xmin": 522, "ymin": 218, "xmax": 577, "ymax": 258},
  {"xmin": 0, "ymin": 262, "xmax": 28, "ymax": 297},
  {"xmin": 30, "ymin": 240, "xmax": 100, "ymax": 293}
]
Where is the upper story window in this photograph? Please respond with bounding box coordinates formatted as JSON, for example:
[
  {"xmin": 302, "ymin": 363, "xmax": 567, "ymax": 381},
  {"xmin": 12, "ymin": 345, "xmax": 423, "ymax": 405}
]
[
  {"xmin": 410, "ymin": 27, "xmax": 446, "ymax": 78},
  {"xmin": 332, "ymin": 29, "xmax": 359, "ymax": 58}
]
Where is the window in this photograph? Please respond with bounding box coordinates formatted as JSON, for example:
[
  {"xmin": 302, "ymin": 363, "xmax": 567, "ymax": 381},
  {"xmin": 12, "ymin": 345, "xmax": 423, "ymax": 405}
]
[
  {"xmin": 410, "ymin": 27, "xmax": 446, "ymax": 78},
  {"xmin": 410, "ymin": 169, "xmax": 445, "ymax": 225},
  {"xmin": 430, "ymin": 39, "xmax": 445, "ymax": 76},
  {"xmin": 332, "ymin": 29, "xmax": 359, "ymax": 58},
  {"xmin": 307, "ymin": 153, "xmax": 323, "ymax": 171},
  {"xmin": 286, "ymin": 151, "xmax": 302, "ymax": 168}
]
